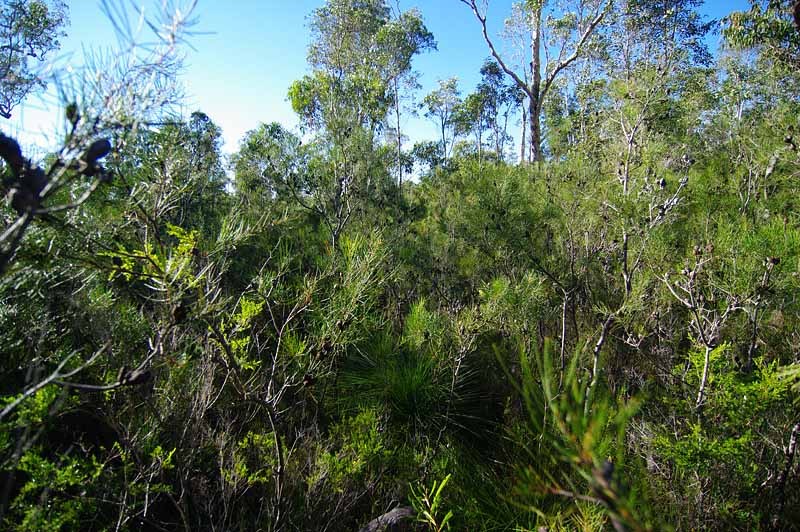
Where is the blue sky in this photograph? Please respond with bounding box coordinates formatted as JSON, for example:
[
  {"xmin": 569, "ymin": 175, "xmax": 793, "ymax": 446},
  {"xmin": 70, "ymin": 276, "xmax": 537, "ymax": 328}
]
[{"xmin": 5, "ymin": 0, "xmax": 750, "ymax": 156}]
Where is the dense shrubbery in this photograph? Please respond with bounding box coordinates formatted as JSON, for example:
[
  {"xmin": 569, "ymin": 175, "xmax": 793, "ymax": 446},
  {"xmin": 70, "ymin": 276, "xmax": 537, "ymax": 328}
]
[{"xmin": 1, "ymin": 0, "xmax": 799, "ymax": 530}]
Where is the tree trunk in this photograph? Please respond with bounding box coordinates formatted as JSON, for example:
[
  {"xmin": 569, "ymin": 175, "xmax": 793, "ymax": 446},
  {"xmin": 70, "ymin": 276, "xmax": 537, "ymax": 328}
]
[
  {"xmin": 520, "ymin": 101, "xmax": 528, "ymax": 163},
  {"xmin": 478, "ymin": 126, "xmax": 483, "ymax": 163},
  {"xmin": 462, "ymin": 0, "xmax": 608, "ymax": 164},
  {"xmin": 530, "ymin": 96, "xmax": 542, "ymax": 162},
  {"xmin": 441, "ymin": 118, "xmax": 447, "ymax": 162},
  {"xmin": 774, "ymin": 420, "xmax": 799, "ymax": 516},
  {"xmin": 393, "ymin": 78, "xmax": 403, "ymax": 188},
  {"xmin": 530, "ymin": 5, "xmax": 543, "ymax": 162}
]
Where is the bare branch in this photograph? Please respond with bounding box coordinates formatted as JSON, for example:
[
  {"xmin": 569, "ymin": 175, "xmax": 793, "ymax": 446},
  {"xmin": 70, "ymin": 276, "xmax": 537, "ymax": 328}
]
[
  {"xmin": 0, "ymin": 341, "xmax": 111, "ymax": 422},
  {"xmin": 541, "ymin": 2, "xmax": 610, "ymax": 101},
  {"xmin": 459, "ymin": 0, "xmax": 532, "ymax": 98}
]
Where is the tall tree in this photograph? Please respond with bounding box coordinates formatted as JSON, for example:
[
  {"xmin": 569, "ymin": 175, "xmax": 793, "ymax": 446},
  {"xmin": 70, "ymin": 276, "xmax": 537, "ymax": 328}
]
[
  {"xmin": 381, "ymin": 7, "xmax": 436, "ymax": 186},
  {"xmin": 460, "ymin": 0, "xmax": 609, "ymax": 162},
  {"xmin": 0, "ymin": 0, "xmax": 68, "ymax": 119},
  {"xmin": 292, "ymin": 0, "xmax": 434, "ymax": 137},
  {"xmin": 612, "ymin": 0, "xmax": 713, "ymax": 77},
  {"xmin": 232, "ymin": 122, "xmax": 305, "ymax": 204},
  {"xmin": 288, "ymin": 0, "xmax": 433, "ymax": 247},
  {"xmin": 476, "ymin": 59, "xmax": 522, "ymax": 159},
  {"xmin": 421, "ymin": 77, "xmax": 461, "ymax": 162},
  {"xmin": 453, "ymin": 90, "xmax": 489, "ymax": 161}
]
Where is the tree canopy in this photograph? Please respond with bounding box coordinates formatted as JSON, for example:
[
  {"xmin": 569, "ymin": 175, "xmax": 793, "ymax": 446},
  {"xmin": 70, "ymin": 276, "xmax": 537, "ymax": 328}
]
[{"xmin": 0, "ymin": 0, "xmax": 68, "ymax": 119}]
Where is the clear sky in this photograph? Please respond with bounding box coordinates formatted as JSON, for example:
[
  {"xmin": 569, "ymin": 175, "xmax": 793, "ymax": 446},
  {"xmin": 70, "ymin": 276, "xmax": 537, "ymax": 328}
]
[{"xmin": 5, "ymin": 0, "xmax": 750, "ymax": 157}]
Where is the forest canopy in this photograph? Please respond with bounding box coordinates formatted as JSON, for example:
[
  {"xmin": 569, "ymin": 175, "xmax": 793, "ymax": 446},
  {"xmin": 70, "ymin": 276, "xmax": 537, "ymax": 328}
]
[{"xmin": 1, "ymin": 0, "xmax": 800, "ymax": 530}]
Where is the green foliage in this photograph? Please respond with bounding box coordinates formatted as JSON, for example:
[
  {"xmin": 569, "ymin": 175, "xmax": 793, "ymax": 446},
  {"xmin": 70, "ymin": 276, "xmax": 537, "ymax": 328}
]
[
  {"xmin": 223, "ymin": 431, "xmax": 278, "ymax": 489},
  {"xmin": 651, "ymin": 348, "xmax": 796, "ymax": 527},
  {"xmin": 422, "ymin": 77, "xmax": 462, "ymax": 160},
  {"xmin": 339, "ymin": 331, "xmax": 442, "ymax": 432},
  {"xmin": 501, "ymin": 340, "xmax": 652, "ymax": 530},
  {"xmin": 3, "ymin": 0, "xmax": 800, "ymax": 530},
  {"xmin": 724, "ymin": 0, "xmax": 800, "ymax": 68},
  {"xmin": 409, "ymin": 473, "xmax": 454, "ymax": 531},
  {"xmin": 311, "ymin": 409, "xmax": 388, "ymax": 493},
  {"xmin": 0, "ymin": 0, "xmax": 69, "ymax": 119},
  {"xmin": 11, "ymin": 451, "xmax": 103, "ymax": 531}
]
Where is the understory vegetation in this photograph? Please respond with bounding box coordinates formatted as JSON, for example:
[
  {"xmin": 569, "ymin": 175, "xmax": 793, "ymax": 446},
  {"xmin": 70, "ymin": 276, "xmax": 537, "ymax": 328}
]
[{"xmin": 1, "ymin": 0, "xmax": 800, "ymax": 530}]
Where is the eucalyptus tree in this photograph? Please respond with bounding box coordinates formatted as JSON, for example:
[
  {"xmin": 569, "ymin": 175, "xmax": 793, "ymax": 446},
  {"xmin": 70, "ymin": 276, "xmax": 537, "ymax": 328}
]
[
  {"xmin": 232, "ymin": 122, "xmax": 305, "ymax": 205},
  {"xmin": 452, "ymin": 61, "xmax": 522, "ymax": 163},
  {"xmin": 0, "ymin": 0, "xmax": 68, "ymax": 119},
  {"xmin": 421, "ymin": 77, "xmax": 462, "ymax": 163},
  {"xmin": 288, "ymin": 0, "xmax": 434, "ymax": 247},
  {"xmin": 453, "ymin": 90, "xmax": 489, "ymax": 160},
  {"xmin": 476, "ymin": 59, "xmax": 522, "ymax": 159},
  {"xmin": 460, "ymin": 0, "xmax": 610, "ymax": 162},
  {"xmin": 381, "ymin": 8, "xmax": 437, "ymax": 186}
]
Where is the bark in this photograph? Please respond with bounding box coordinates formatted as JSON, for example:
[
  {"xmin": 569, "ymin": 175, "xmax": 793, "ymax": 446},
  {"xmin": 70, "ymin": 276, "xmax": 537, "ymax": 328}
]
[
  {"xmin": 393, "ymin": 78, "xmax": 403, "ymax": 188},
  {"xmin": 774, "ymin": 421, "xmax": 799, "ymax": 517},
  {"xmin": 529, "ymin": 95, "xmax": 542, "ymax": 162},
  {"xmin": 695, "ymin": 345, "xmax": 712, "ymax": 410},
  {"xmin": 520, "ymin": 101, "xmax": 527, "ymax": 163},
  {"xmin": 530, "ymin": 5, "xmax": 543, "ymax": 162}
]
